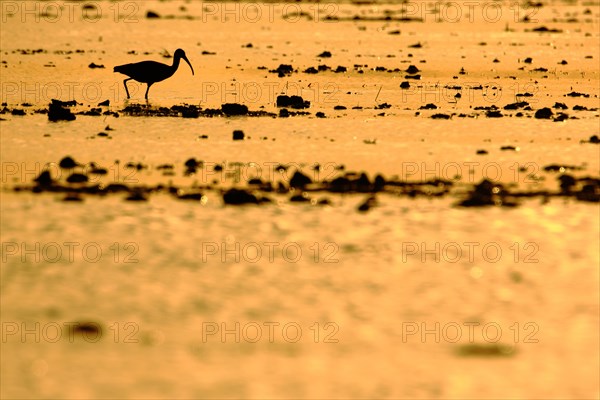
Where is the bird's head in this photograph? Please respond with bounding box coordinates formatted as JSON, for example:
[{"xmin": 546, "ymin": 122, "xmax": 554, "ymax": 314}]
[{"xmin": 175, "ymin": 49, "xmax": 194, "ymax": 76}]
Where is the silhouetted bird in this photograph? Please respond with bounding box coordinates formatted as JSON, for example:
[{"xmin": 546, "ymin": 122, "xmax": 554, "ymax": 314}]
[{"xmin": 113, "ymin": 49, "xmax": 194, "ymax": 100}]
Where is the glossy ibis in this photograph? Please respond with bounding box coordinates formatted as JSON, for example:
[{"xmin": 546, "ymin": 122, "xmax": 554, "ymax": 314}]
[{"xmin": 113, "ymin": 49, "xmax": 194, "ymax": 100}]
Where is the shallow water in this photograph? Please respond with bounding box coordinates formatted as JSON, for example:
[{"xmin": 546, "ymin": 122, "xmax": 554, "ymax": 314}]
[{"xmin": 1, "ymin": 1, "xmax": 599, "ymax": 399}]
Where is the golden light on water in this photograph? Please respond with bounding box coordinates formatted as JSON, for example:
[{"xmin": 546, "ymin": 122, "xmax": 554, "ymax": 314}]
[{"xmin": 1, "ymin": 0, "xmax": 599, "ymax": 399}]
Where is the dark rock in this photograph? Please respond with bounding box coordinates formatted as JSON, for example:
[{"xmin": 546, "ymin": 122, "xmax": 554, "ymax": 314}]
[
  {"xmin": 125, "ymin": 162, "xmax": 147, "ymax": 171},
  {"xmin": 406, "ymin": 65, "xmax": 420, "ymax": 74},
  {"xmin": 419, "ymin": 103, "xmax": 437, "ymax": 110},
  {"xmin": 223, "ymin": 188, "xmax": 259, "ymax": 205},
  {"xmin": 59, "ymin": 156, "xmax": 78, "ymax": 169},
  {"xmin": 48, "ymin": 102, "xmax": 76, "ymax": 122},
  {"xmin": 400, "ymin": 81, "xmax": 410, "ymax": 89},
  {"xmin": 504, "ymin": 101, "xmax": 529, "ymax": 110},
  {"xmin": 531, "ymin": 26, "xmax": 562, "ymax": 33},
  {"xmin": 431, "ymin": 113, "xmax": 451, "ymax": 119},
  {"xmin": 290, "ymin": 171, "xmax": 312, "ymax": 188},
  {"xmin": 177, "ymin": 192, "xmax": 204, "ymax": 201},
  {"xmin": 125, "ymin": 191, "xmax": 147, "ymax": 201},
  {"xmin": 88, "ymin": 63, "xmax": 104, "ymax": 69},
  {"xmin": 355, "ymin": 173, "xmax": 371, "ymax": 192},
  {"xmin": 71, "ymin": 322, "xmax": 102, "ymax": 335},
  {"xmin": 456, "ymin": 343, "xmax": 516, "ymax": 357},
  {"xmin": 534, "ymin": 107, "xmax": 553, "ymax": 119},
  {"xmin": 98, "ymin": 99, "xmax": 110, "ymax": 106},
  {"xmin": 184, "ymin": 158, "xmax": 200, "ymax": 171},
  {"xmin": 458, "ymin": 179, "xmax": 497, "ymax": 207},
  {"xmin": 589, "ymin": 135, "xmax": 599, "ymax": 144},
  {"xmin": 576, "ymin": 184, "xmax": 600, "ymax": 202},
  {"xmin": 66, "ymin": 173, "xmax": 88, "ymax": 183},
  {"xmin": 90, "ymin": 167, "xmax": 107, "ymax": 175},
  {"xmin": 565, "ymin": 91, "xmax": 589, "ymax": 98},
  {"xmin": 553, "ymin": 102, "xmax": 568, "ymax": 109},
  {"xmin": 269, "ymin": 64, "xmax": 294, "ymax": 77},
  {"xmin": 181, "ymin": 108, "xmax": 199, "ymax": 118},
  {"xmin": 276, "ymin": 95, "xmax": 310, "ymax": 109},
  {"xmin": 543, "ymin": 164, "xmax": 581, "ymax": 172},
  {"xmin": 553, "ymin": 113, "xmax": 569, "ymax": 122},
  {"xmin": 146, "ymin": 11, "xmax": 160, "ymax": 18},
  {"xmin": 329, "ymin": 177, "xmax": 351, "ymax": 192},
  {"xmin": 34, "ymin": 170, "xmax": 53, "ymax": 186},
  {"xmin": 476, "ymin": 149, "xmax": 488, "ymax": 155},
  {"xmin": 374, "ymin": 175, "xmax": 386, "ymax": 192},
  {"xmin": 334, "ymin": 66, "xmax": 347, "ymax": 73},
  {"xmin": 290, "ymin": 194, "xmax": 310, "ymax": 202},
  {"xmin": 558, "ymin": 174, "xmax": 576, "ymax": 193},
  {"xmin": 232, "ymin": 130, "xmax": 245, "ymax": 140},
  {"xmin": 317, "ymin": 51, "xmax": 332, "ymax": 58},
  {"xmin": 357, "ymin": 196, "xmax": 377, "ymax": 212},
  {"xmin": 222, "ymin": 103, "xmax": 248, "ymax": 116},
  {"xmin": 51, "ymin": 99, "xmax": 77, "ymax": 107},
  {"xmin": 63, "ymin": 193, "xmax": 83, "ymax": 202},
  {"xmin": 315, "ymin": 112, "xmax": 326, "ymax": 118},
  {"xmin": 104, "ymin": 184, "xmax": 130, "ymax": 193},
  {"xmin": 248, "ymin": 178, "xmax": 263, "ymax": 185},
  {"xmin": 486, "ymin": 111, "xmax": 503, "ymax": 118}
]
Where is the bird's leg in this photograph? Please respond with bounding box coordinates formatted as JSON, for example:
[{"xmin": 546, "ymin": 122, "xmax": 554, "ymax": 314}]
[
  {"xmin": 123, "ymin": 79, "xmax": 132, "ymax": 99},
  {"xmin": 145, "ymin": 84, "xmax": 152, "ymax": 101}
]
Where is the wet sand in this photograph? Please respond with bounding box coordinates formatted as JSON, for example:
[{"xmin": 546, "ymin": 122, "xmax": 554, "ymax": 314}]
[{"xmin": 1, "ymin": 1, "xmax": 599, "ymax": 399}]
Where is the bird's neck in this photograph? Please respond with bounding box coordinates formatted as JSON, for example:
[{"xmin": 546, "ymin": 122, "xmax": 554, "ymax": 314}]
[{"xmin": 171, "ymin": 56, "xmax": 181, "ymax": 71}]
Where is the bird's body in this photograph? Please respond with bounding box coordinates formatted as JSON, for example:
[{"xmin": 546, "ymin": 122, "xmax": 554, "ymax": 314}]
[{"xmin": 113, "ymin": 49, "xmax": 194, "ymax": 100}]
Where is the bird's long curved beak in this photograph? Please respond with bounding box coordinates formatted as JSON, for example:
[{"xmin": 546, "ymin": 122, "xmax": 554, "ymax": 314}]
[{"xmin": 183, "ymin": 55, "xmax": 194, "ymax": 76}]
